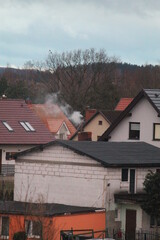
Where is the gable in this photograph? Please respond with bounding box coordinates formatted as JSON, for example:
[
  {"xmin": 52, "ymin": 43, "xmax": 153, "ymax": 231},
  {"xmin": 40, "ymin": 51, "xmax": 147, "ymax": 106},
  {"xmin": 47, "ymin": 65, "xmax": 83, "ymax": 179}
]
[
  {"xmin": 82, "ymin": 114, "xmax": 110, "ymax": 141},
  {"xmin": 58, "ymin": 122, "xmax": 70, "ymax": 135},
  {"xmin": 108, "ymin": 97, "xmax": 160, "ymax": 143},
  {"xmin": 72, "ymin": 113, "xmax": 111, "ymax": 141},
  {"xmin": 16, "ymin": 143, "xmax": 101, "ymax": 167},
  {"xmin": 100, "ymin": 89, "xmax": 160, "ymax": 141}
]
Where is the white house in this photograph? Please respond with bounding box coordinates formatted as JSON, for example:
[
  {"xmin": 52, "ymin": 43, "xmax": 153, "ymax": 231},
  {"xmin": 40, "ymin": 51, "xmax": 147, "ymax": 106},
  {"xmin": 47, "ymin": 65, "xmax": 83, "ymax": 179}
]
[
  {"xmin": 100, "ymin": 89, "xmax": 160, "ymax": 148},
  {"xmin": 13, "ymin": 140, "xmax": 160, "ymax": 238}
]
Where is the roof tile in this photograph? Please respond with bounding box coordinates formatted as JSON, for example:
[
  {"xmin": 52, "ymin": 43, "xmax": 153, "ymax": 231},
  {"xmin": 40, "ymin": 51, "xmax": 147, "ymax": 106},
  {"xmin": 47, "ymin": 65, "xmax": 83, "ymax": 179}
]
[
  {"xmin": 29, "ymin": 104, "xmax": 76, "ymax": 139},
  {"xmin": 115, "ymin": 98, "xmax": 133, "ymax": 111},
  {"xmin": 0, "ymin": 99, "xmax": 54, "ymax": 144}
]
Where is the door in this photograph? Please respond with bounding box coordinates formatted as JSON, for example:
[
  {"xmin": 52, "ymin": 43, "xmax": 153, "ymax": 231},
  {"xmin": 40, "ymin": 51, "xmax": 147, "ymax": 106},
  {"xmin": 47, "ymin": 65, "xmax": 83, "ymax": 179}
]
[
  {"xmin": 126, "ymin": 209, "xmax": 136, "ymax": 240},
  {"xmin": 130, "ymin": 169, "xmax": 135, "ymax": 193}
]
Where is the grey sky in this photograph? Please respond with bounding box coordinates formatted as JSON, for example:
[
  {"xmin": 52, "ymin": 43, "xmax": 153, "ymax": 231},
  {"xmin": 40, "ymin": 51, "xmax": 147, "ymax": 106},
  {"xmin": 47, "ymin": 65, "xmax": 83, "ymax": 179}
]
[{"xmin": 1, "ymin": 0, "xmax": 160, "ymax": 67}]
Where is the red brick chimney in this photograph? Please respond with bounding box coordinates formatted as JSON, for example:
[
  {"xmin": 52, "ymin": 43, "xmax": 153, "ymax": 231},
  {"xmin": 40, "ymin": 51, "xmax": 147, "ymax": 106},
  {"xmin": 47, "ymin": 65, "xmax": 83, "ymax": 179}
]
[
  {"xmin": 78, "ymin": 132, "xmax": 92, "ymax": 141},
  {"xmin": 85, "ymin": 108, "xmax": 97, "ymax": 122}
]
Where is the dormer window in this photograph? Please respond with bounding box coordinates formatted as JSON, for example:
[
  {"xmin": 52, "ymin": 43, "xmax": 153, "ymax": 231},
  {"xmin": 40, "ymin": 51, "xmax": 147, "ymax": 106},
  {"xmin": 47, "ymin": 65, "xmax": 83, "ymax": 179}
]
[
  {"xmin": 20, "ymin": 121, "xmax": 35, "ymax": 132},
  {"xmin": 2, "ymin": 121, "xmax": 13, "ymax": 131}
]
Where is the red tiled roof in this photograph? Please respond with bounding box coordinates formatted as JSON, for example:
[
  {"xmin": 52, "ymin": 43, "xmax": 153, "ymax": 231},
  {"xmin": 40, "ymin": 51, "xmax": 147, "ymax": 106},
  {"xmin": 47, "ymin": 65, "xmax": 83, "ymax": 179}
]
[
  {"xmin": 47, "ymin": 119, "xmax": 64, "ymax": 133},
  {"xmin": 29, "ymin": 104, "xmax": 76, "ymax": 139},
  {"xmin": 0, "ymin": 99, "xmax": 54, "ymax": 144},
  {"xmin": 115, "ymin": 98, "xmax": 133, "ymax": 111}
]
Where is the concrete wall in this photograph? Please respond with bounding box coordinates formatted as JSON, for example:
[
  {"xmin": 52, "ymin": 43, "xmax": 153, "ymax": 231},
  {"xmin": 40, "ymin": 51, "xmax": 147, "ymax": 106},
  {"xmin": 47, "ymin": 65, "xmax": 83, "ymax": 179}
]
[
  {"xmin": 109, "ymin": 97, "xmax": 160, "ymax": 147},
  {"xmin": 73, "ymin": 114, "xmax": 110, "ymax": 141},
  {"xmin": 14, "ymin": 144, "xmax": 157, "ymax": 207}
]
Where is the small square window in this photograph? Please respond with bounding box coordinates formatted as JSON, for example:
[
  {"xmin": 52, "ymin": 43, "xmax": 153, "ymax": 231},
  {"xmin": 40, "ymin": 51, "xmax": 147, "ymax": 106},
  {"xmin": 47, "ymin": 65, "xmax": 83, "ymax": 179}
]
[
  {"xmin": 98, "ymin": 121, "xmax": 102, "ymax": 125},
  {"xmin": 129, "ymin": 122, "xmax": 140, "ymax": 140},
  {"xmin": 122, "ymin": 168, "xmax": 128, "ymax": 181},
  {"xmin": 153, "ymin": 123, "xmax": 160, "ymax": 140}
]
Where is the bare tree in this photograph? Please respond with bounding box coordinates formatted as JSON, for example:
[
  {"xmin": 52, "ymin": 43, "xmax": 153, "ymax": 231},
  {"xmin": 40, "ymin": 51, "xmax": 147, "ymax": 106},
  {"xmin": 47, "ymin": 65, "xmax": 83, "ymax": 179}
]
[{"xmin": 44, "ymin": 48, "xmax": 119, "ymax": 112}]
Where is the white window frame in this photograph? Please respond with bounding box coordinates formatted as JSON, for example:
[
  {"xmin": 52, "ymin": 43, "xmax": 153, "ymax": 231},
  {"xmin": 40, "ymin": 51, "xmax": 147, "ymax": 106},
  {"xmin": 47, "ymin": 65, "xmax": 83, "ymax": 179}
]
[
  {"xmin": 25, "ymin": 220, "xmax": 41, "ymax": 238},
  {"xmin": 0, "ymin": 216, "xmax": 9, "ymax": 239},
  {"xmin": 20, "ymin": 122, "xmax": 35, "ymax": 132},
  {"xmin": 2, "ymin": 121, "xmax": 13, "ymax": 132},
  {"xmin": 121, "ymin": 168, "xmax": 137, "ymax": 194},
  {"xmin": 25, "ymin": 122, "xmax": 35, "ymax": 131}
]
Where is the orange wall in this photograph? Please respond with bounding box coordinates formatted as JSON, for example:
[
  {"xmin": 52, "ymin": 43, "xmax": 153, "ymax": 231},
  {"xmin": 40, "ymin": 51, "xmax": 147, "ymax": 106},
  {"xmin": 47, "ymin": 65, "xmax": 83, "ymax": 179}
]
[
  {"xmin": 54, "ymin": 212, "xmax": 106, "ymax": 240},
  {"xmin": 1, "ymin": 211, "xmax": 106, "ymax": 240}
]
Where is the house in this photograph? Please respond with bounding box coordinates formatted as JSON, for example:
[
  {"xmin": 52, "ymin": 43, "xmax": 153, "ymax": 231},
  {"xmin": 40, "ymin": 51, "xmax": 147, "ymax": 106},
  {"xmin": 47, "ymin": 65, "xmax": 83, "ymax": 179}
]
[
  {"xmin": 0, "ymin": 98, "xmax": 53, "ymax": 175},
  {"xmin": 100, "ymin": 89, "xmax": 160, "ymax": 147},
  {"xmin": 29, "ymin": 103, "xmax": 76, "ymax": 140},
  {"xmin": 71, "ymin": 109, "xmax": 121, "ymax": 141},
  {"xmin": 0, "ymin": 201, "xmax": 105, "ymax": 240},
  {"xmin": 13, "ymin": 140, "xmax": 160, "ymax": 236},
  {"xmin": 115, "ymin": 98, "xmax": 133, "ymax": 111}
]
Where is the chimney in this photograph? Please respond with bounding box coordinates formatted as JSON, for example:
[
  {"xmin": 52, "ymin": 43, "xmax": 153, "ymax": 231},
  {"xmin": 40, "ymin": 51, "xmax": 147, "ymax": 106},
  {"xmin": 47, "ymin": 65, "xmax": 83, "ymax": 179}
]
[
  {"xmin": 25, "ymin": 98, "xmax": 32, "ymax": 104},
  {"xmin": 85, "ymin": 107, "xmax": 97, "ymax": 122},
  {"xmin": 78, "ymin": 132, "xmax": 92, "ymax": 141}
]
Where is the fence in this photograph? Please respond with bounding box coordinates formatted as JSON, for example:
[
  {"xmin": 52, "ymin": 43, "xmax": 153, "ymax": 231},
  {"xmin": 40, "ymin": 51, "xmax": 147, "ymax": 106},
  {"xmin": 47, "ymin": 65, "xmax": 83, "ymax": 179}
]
[{"xmin": 112, "ymin": 229, "xmax": 160, "ymax": 240}]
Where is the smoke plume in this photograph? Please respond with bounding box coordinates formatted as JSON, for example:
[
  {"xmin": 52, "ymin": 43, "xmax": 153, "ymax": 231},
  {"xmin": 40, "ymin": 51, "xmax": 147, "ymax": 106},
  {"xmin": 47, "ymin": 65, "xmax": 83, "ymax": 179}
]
[{"xmin": 44, "ymin": 93, "xmax": 83, "ymax": 126}]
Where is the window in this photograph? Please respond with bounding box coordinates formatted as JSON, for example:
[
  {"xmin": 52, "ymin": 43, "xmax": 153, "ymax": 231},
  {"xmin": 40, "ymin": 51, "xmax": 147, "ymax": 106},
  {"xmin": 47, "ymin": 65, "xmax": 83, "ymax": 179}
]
[
  {"xmin": 20, "ymin": 122, "xmax": 35, "ymax": 132},
  {"xmin": 121, "ymin": 168, "xmax": 136, "ymax": 194},
  {"xmin": 59, "ymin": 133, "xmax": 65, "ymax": 140},
  {"xmin": 6, "ymin": 152, "xmax": 16, "ymax": 160},
  {"xmin": 153, "ymin": 123, "xmax": 160, "ymax": 140},
  {"xmin": 2, "ymin": 121, "xmax": 13, "ymax": 132},
  {"xmin": 122, "ymin": 168, "xmax": 128, "ymax": 181},
  {"xmin": 98, "ymin": 120, "xmax": 102, "ymax": 125},
  {"xmin": 25, "ymin": 220, "xmax": 42, "ymax": 238},
  {"xmin": 150, "ymin": 216, "xmax": 160, "ymax": 227},
  {"xmin": 0, "ymin": 216, "xmax": 9, "ymax": 238},
  {"xmin": 129, "ymin": 122, "xmax": 140, "ymax": 140}
]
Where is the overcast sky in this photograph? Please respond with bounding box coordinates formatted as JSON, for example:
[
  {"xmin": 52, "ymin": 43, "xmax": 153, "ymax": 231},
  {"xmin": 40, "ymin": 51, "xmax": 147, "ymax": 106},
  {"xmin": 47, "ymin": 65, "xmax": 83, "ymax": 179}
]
[{"xmin": 1, "ymin": 0, "xmax": 160, "ymax": 67}]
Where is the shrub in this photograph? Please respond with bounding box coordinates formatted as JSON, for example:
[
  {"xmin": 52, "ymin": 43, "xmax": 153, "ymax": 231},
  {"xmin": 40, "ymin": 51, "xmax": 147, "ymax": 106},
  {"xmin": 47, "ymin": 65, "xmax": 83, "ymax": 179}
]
[{"xmin": 13, "ymin": 231, "xmax": 27, "ymax": 240}]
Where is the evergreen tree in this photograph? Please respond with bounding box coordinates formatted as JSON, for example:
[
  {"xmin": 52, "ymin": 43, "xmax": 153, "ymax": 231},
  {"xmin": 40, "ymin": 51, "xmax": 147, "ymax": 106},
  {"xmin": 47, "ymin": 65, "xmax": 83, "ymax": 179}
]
[{"xmin": 141, "ymin": 171, "xmax": 160, "ymax": 230}]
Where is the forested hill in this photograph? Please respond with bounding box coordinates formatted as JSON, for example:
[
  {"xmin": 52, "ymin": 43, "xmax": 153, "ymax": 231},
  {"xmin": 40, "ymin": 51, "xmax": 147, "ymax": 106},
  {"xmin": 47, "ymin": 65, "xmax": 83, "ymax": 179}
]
[{"xmin": 0, "ymin": 62, "xmax": 160, "ymax": 113}]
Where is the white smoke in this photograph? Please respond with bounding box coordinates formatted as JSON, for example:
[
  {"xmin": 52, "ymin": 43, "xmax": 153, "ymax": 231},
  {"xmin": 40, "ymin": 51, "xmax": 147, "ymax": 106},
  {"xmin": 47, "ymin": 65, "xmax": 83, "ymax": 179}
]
[{"xmin": 44, "ymin": 93, "xmax": 83, "ymax": 126}]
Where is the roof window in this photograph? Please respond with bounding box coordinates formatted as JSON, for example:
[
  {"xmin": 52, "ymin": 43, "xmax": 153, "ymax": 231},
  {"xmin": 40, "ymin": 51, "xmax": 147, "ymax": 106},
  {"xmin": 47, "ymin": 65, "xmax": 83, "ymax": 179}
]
[
  {"xmin": 20, "ymin": 121, "xmax": 35, "ymax": 132},
  {"xmin": 2, "ymin": 121, "xmax": 13, "ymax": 131}
]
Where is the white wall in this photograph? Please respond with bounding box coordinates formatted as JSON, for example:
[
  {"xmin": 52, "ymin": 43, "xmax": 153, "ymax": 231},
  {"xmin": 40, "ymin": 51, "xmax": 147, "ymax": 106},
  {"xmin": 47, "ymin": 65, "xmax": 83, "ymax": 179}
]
[
  {"xmin": 109, "ymin": 97, "xmax": 160, "ymax": 147},
  {"xmin": 14, "ymin": 144, "xmax": 157, "ymax": 209},
  {"xmin": 0, "ymin": 145, "xmax": 34, "ymax": 165}
]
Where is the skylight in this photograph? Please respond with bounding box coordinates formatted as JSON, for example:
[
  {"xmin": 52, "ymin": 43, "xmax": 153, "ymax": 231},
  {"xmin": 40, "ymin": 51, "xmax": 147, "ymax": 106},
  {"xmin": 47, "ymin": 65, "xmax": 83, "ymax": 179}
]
[
  {"xmin": 20, "ymin": 121, "xmax": 35, "ymax": 132},
  {"xmin": 2, "ymin": 121, "xmax": 13, "ymax": 131}
]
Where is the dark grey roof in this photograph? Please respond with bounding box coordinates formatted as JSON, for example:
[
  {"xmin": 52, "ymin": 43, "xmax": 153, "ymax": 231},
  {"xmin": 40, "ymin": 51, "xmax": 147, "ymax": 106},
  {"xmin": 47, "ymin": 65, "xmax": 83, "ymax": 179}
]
[
  {"xmin": 114, "ymin": 193, "xmax": 146, "ymax": 204},
  {"xmin": 15, "ymin": 140, "xmax": 160, "ymax": 167},
  {"xmin": 144, "ymin": 89, "xmax": 160, "ymax": 113},
  {"xmin": 0, "ymin": 201, "xmax": 103, "ymax": 216},
  {"xmin": 101, "ymin": 110, "xmax": 122, "ymax": 124}
]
